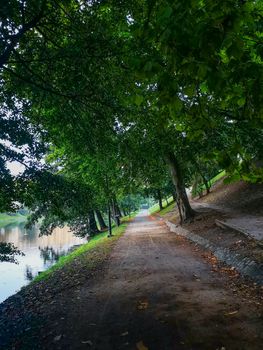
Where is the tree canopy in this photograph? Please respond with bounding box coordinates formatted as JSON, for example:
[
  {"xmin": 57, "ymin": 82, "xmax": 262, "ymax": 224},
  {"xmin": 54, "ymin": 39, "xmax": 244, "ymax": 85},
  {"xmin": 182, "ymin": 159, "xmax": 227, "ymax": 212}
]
[{"xmin": 0, "ymin": 0, "xmax": 262, "ymax": 246}]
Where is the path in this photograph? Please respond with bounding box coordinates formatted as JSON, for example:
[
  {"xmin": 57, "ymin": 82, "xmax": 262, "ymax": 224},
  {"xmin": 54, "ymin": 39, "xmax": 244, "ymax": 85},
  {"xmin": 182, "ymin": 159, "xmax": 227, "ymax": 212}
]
[{"xmin": 1, "ymin": 211, "xmax": 263, "ymax": 349}]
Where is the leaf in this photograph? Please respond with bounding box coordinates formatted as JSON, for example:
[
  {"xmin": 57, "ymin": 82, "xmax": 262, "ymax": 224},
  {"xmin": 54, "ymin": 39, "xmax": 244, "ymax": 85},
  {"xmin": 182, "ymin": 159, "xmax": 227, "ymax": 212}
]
[
  {"xmin": 137, "ymin": 300, "xmax": 149, "ymax": 310},
  {"xmin": 237, "ymin": 97, "xmax": 246, "ymax": 107},
  {"xmin": 135, "ymin": 95, "xmax": 144, "ymax": 106},
  {"xmin": 161, "ymin": 6, "xmax": 173, "ymax": 19},
  {"xmin": 224, "ymin": 310, "xmax": 238, "ymax": 316},
  {"xmin": 136, "ymin": 340, "xmax": 149, "ymax": 350}
]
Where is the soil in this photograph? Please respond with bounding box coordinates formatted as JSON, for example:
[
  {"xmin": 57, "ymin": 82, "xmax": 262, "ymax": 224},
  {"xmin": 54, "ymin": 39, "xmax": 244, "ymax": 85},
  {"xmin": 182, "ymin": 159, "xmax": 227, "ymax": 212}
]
[
  {"xmin": 196, "ymin": 180, "xmax": 263, "ymax": 216},
  {"xmin": 163, "ymin": 179, "xmax": 263, "ymax": 262},
  {"xmin": 0, "ymin": 211, "xmax": 262, "ymax": 350}
]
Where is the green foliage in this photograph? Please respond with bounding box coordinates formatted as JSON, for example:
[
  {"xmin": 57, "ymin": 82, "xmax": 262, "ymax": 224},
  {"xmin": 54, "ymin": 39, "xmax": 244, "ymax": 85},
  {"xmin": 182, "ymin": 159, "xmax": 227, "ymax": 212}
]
[
  {"xmin": 0, "ymin": 0, "xmax": 262, "ymax": 248},
  {"xmin": 0, "ymin": 242, "xmax": 24, "ymax": 263}
]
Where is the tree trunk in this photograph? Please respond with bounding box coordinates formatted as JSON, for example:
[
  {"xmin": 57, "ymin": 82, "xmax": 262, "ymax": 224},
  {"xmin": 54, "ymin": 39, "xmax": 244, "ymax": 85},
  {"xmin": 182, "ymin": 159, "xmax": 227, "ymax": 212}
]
[
  {"xmin": 165, "ymin": 152, "xmax": 195, "ymax": 222},
  {"xmin": 114, "ymin": 199, "xmax": 122, "ymax": 217},
  {"xmin": 88, "ymin": 210, "xmax": 99, "ymax": 236},
  {"xmin": 172, "ymin": 190, "xmax": 177, "ymax": 202},
  {"xmin": 111, "ymin": 199, "xmax": 121, "ymax": 226},
  {"xmin": 108, "ymin": 201, "xmax": 112, "ymax": 237},
  {"xmin": 203, "ymin": 177, "xmax": 210, "ymax": 195},
  {"xmin": 157, "ymin": 189, "xmax": 163, "ymax": 210},
  {"xmin": 95, "ymin": 210, "xmax": 108, "ymax": 230}
]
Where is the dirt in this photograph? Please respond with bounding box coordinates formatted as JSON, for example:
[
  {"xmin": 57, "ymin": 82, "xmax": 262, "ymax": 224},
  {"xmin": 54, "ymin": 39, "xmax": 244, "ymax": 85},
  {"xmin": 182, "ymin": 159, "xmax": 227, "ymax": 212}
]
[
  {"xmin": 162, "ymin": 179, "xmax": 263, "ymax": 262},
  {"xmin": 196, "ymin": 179, "xmax": 263, "ymax": 215},
  {"xmin": 0, "ymin": 211, "xmax": 262, "ymax": 350},
  {"xmin": 183, "ymin": 209, "xmax": 263, "ymax": 264}
]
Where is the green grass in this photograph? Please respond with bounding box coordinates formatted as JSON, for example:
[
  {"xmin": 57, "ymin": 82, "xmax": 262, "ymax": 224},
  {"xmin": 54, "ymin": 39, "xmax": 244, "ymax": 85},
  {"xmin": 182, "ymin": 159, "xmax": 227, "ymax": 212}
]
[
  {"xmin": 148, "ymin": 196, "xmax": 174, "ymax": 215},
  {"xmin": 0, "ymin": 213, "xmax": 27, "ymax": 228},
  {"xmin": 158, "ymin": 201, "xmax": 176, "ymax": 216},
  {"xmin": 210, "ymin": 170, "xmax": 226, "ymax": 185},
  {"xmin": 195, "ymin": 170, "xmax": 226, "ymax": 195},
  {"xmin": 33, "ymin": 213, "xmax": 137, "ymax": 283}
]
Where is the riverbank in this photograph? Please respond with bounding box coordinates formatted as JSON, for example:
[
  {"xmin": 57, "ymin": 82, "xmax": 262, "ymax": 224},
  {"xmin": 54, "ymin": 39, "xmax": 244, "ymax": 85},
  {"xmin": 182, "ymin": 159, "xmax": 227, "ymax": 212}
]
[{"xmin": 0, "ymin": 216, "xmax": 133, "ymax": 349}]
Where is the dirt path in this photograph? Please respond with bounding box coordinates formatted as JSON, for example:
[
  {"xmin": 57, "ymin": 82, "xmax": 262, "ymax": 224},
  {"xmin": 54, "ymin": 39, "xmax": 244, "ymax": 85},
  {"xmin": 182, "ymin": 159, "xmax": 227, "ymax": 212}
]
[{"xmin": 1, "ymin": 211, "xmax": 263, "ymax": 349}]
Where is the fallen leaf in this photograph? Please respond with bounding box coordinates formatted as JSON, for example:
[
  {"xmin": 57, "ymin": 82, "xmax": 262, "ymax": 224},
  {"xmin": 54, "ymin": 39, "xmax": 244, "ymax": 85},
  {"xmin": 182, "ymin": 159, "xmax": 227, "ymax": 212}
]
[
  {"xmin": 224, "ymin": 310, "xmax": 238, "ymax": 316},
  {"xmin": 137, "ymin": 300, "xmax": 149, "ymax": 310},
  {"xmin": 136, "ymin": 340, "xmax": 148, "ymax": 350},
  {"xmin": 81, "ymin": 340, "xmax": 93, "ymax": 346},
  {"xmin": 54, "ymin": 335, "xmax": 62, "ymax": 342},
  {"xmin": 121, "ymin": 331, "xmax": 129, "ymax": 336}
]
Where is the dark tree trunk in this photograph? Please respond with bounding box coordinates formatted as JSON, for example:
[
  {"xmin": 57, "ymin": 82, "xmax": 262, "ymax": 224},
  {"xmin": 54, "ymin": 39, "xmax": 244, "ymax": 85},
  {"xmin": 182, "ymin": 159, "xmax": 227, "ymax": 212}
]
[
  {"xmin": 108, "ymin": 201, "xmax": 112, "ymax": 237},
  {"xmin": 114, "ymin": 200, "xmax": 122, "ymax": 218},
  {"xmin": 165, "ymin": 197, "xmax": 169, "ymax": 206},
  {"xmin": 95, "ymin": 210, "xmax": 108, "ymax": 230},
  {"xmin": 165, "ymin": 152, "xmax": 195, "ymax": 222},
  {"xmin": 111, "ymin": 199, "xmax": 121, "ymax": 226},
  {"xmin": 88, "ymin": 210, "xmax": 99, "ymax": 236},
  {"xmin": 203, "ymin": 177, "xmax": 210, "ymax": 195},
  {"xmin": 157, "ymin": 189, "xmax": 163, "ymax": 210}
]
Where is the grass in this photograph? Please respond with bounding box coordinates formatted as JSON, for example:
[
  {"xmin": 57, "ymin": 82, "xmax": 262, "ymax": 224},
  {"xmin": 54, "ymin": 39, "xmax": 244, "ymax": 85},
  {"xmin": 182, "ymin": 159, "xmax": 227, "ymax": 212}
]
[
  {"xmin": 149, "ymin": 196, "xmax": 174, "ymax": 215},
  {"xmin": 196, "ymin": 170, "xmax": 226, "ymax": 194},
  {"xmin": 0, "ymin": 213, "xmax": 27, "ymax": 228},
  {"xmin": 158, "ymin": 201, "xmax": 176, "ymax": 216},
  {"xmin": 210, "ymin": 170, "xmax": 226, "ymax": 185},
  {"xmin": 149, "ymin": 171, "xmax": 226, "ymax": 216},
  {"xmin": 33, "ymin": 212, "xmax": 137, "ymax": 283}
]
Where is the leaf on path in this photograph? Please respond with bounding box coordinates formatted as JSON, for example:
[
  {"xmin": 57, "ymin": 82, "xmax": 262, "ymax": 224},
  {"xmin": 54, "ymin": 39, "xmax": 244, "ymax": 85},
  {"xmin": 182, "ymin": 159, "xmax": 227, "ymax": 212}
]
[
  {"xmin": 224, "ymin": 310, "xmax": 238, "ymax": 316},
  {"xmin": 121, "ymin": 331, "xmax": 129, "ymax": 336},
  {"xmin": 54, "ymin": 334, "xmax": 62, "ymax": 342},
  {"xmin": 136, "ymin": 340, "xmax": 148, "ymax": 350},
  {"xmin": 81, "ymin": 340, "xmax": 93, "ymax": 345},
  {"xmin": 137, "ymin": 300, "xmax": 149, "ymax": 310}
]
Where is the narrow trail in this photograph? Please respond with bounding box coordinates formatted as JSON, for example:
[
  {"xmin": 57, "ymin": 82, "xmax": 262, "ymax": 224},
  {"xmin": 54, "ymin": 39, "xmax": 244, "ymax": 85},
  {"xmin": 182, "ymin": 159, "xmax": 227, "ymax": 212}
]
[{"xmin": 1, "ymin": 211, "xmax": 263, "ymax": 350}]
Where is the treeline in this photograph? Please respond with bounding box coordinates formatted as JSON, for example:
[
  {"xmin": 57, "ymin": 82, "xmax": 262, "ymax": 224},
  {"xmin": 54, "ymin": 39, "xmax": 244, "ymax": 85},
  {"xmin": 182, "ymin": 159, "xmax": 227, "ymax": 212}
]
[{"xmin": 0, "ymin": 0, "xmax": 262, "ymax": 256}]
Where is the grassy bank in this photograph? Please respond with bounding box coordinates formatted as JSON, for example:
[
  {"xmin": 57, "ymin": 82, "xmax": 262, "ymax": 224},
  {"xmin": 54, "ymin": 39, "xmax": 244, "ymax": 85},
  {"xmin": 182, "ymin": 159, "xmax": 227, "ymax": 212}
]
[
  {"xmin": 33, "ymin": 214, "xmax": 136, "ymax": 283},
  {"xmin": 0, "ymin": 213, "xmax": 27, "ymax": 228},
  {"xmin": 149, "ymin": 196, "xmax": 174, "ymax": 215}
]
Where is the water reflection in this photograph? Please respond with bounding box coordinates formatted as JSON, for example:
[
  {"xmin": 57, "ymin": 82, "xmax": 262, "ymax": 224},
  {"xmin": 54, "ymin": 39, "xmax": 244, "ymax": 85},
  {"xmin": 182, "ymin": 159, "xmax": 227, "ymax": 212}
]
[{"xmin": 0, "ymin": 221, "xmax": 86, "ymax": 303}]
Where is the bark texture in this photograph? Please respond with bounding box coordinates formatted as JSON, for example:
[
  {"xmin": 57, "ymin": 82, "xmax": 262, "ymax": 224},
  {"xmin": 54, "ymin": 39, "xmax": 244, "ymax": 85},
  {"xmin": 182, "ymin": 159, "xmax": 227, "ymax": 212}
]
[
  {"xmin": 88, "ymin": 210, "xmax": 99, "ymax": 236},
  {"xmin": 157, "ymin": 189, "xmax": 163, "ymax": 210},
  {"xmin": 165, "ymin": 152, "xmax": 195, "ymax": 222},
  {"xmin": 95, "ymin": 210, "xmax": 108, "ymax": 230}
]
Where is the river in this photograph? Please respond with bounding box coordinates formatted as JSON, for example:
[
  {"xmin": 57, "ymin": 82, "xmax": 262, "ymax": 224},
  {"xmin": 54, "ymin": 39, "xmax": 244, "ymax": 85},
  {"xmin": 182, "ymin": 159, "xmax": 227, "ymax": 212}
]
[{"xmin": 0, "ymin": 220, "xmax": 87, "ymax": 303}]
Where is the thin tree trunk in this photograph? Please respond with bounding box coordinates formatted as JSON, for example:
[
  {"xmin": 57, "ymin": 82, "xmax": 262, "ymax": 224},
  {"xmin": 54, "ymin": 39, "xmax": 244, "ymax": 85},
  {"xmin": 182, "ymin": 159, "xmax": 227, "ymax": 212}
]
[
  {"xmin": 114, "ymin": 199, "xmax": 122, "ymax": 217},
  {"xmin": 112, "ymin": 199, "xmax": 121, "ymax": 226},
  {"xmin": 165, "ymin": 152, "xmax": 195, "ymax": 222},
  {"xmin": 203, "ymin": 177, "xmax": 210, "ymax": 195},
  {"xmin": 88, "ymin": 210, "xmax": 99, "ymax": 236},
  {"xmin": 165, "ymin": 196, "xmax": 169, "ymax": 206},
  {"xmin": 157, "ymin": 189, "xmax": 163, "ymax": 210},
  {"xmin": 95, "ymin": 210, "xmax": 108, "ymax": 230},
  {"xmin": 108, "ymin": 201, "xmax": 112, "ymax": 237}
]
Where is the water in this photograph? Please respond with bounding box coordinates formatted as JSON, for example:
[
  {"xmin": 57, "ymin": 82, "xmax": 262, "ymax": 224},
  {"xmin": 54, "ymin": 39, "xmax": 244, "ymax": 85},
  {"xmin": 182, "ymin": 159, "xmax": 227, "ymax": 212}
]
[{"xmin": 0, "ymin": 220, "xmax": 87, "ymax": 303}]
